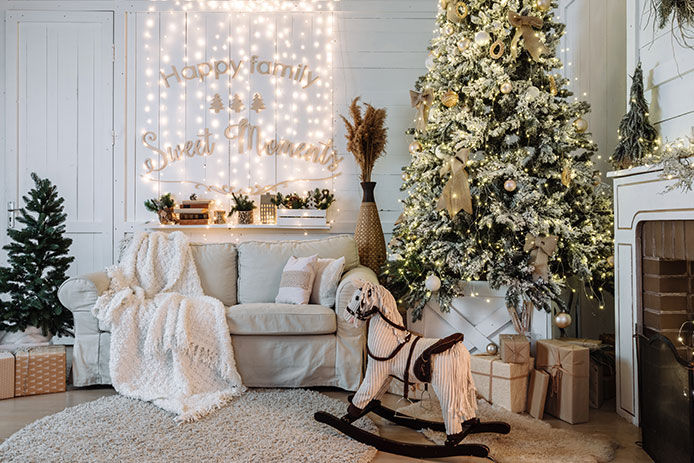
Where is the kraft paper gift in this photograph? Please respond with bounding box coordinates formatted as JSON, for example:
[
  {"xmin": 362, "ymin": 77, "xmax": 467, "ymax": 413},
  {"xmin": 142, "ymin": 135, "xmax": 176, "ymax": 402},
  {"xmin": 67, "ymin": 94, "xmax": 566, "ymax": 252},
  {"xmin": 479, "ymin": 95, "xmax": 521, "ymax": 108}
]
[
  {"xmin": 561, "ymin": 338, "xmax": 602, "ymax": 351},
  {"xmin": 14, "ymin": 345, "xmax": 66, "ymax": 397},
  {"xmin": 536, "ymin": 339, "xmax": 590, "ymax": 424},
  {"xmin": 471, "ymin": 354, "xmax": 529, "ymax": 412},
  {"xmin": 526, "ymin": 368, "xmax": 550, "ymax": 419},
  {"xmin": 499, "ymin": 334, "xmax": 530, "ymax": 364},
  {"xmin": 0, "ymin": 351, "xmax": 15, "ymax": 399},
  {"xmin": 589, "ymin": 348, "xmax": 616, "ymax": 409}
]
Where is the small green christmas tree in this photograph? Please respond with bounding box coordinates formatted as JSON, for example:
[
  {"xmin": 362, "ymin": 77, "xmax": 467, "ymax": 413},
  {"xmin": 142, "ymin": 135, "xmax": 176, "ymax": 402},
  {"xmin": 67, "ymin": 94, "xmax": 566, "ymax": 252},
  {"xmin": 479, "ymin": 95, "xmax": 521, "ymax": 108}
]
[
  {"xmin": 611, "ymin": 62, "xmax": 659, "ymax": 169},
  {"xmin": 0, "ymin": 173, "xmax": 74, "ymax": 337}
]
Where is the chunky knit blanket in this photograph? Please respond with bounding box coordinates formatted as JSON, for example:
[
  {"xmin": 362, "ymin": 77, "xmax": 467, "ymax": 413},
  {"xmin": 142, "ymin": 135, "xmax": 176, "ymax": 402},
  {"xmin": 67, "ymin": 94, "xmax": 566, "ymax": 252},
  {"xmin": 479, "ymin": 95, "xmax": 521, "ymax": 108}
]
[{"xmin": 93, "ymin": 231, "xmax": 245, "ymax": 422}]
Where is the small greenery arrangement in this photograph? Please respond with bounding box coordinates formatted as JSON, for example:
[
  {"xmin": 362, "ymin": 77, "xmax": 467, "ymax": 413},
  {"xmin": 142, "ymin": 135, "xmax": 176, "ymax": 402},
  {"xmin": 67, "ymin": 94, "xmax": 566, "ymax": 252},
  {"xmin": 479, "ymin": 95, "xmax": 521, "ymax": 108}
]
[
  {"xmin": 229, "ymin": 192, "xmax": 256, "ymax": 215},
  {"xmin": 270, "ymin": 189, "xmax": 336, "ymax": 210},
  {"xmin": 144, "ymin": 193, "xmax": 175, "ymax": 212}
]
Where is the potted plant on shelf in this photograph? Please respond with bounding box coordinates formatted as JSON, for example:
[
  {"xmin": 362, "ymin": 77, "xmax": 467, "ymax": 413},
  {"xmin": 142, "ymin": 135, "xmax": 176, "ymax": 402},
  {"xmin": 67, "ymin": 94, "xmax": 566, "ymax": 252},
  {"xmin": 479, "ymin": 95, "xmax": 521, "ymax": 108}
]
[
  {"xmin": 0, "ymin": 173, "xmax": 74, "ymax": 346},
  {"xmin": 340, "ymin": 97, "xmax": 388, "ymax": 273},
  {"xmin": 270, "ymin": 189, "xmax": 335, "ymax": 226},
  {"xmin": 229, "ymin": 192, "xmax": 256, "ymax": 224},
  {"xmin": 144, "ymin": 193, "xmax": 176, "ymax": 225}
]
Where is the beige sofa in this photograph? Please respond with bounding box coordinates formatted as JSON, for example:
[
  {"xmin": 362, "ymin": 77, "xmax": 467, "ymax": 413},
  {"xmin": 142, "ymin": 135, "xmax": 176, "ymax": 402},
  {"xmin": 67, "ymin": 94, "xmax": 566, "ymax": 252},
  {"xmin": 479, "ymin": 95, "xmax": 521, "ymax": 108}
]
[{"xmin": 58, "ymin": 235, "xmax": 377, "ymax": 391}]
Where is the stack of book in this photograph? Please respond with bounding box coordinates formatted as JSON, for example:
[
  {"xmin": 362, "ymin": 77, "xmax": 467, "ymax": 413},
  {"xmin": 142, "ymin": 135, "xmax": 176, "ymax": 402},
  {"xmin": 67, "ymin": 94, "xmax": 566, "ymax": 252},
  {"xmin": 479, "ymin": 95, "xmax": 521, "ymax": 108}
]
[{"xmin": 175, "ymin": 199, "xmax": 214, "ymax": 225}]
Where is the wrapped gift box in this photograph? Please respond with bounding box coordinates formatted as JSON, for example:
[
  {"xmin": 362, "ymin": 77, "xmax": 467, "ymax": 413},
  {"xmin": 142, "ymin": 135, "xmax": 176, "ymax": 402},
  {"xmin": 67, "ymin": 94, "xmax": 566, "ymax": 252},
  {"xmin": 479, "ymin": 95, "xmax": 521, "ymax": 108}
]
[
  {"xmin": 526, "ymin": 369, "xmax": 550, "ymax": 419},
  {"xmin": 0, "ymin": 351, "xmax": 15, "ymax": 399},
  {"xmin": 561, "ymin": 338, "xmax": 603, "ymax": 351},
  {"xmin": 536, "ymin": 339, "xmax": 590, "ymax": 424},
  {"xmin": 589, "ymin": 348, "xmax": 616, "ymax": 409},
  {"xmin": 499, "ymin": 334, "xmax": 530, "ymax": 364},
  {"xmin": 471, "ymin": 354, "xmax": 529, "ymax": 412},
  {"xmin": 14, "ymin": 346, "xmax": 66, "ymax": 397}
]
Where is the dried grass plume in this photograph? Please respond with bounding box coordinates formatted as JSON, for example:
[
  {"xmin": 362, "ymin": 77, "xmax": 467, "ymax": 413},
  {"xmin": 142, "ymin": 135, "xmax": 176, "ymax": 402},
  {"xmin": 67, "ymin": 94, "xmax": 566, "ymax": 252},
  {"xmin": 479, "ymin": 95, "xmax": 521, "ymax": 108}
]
[{"xmin": 340, "ymin": 97, "xmax": 388, "ymax": 182}]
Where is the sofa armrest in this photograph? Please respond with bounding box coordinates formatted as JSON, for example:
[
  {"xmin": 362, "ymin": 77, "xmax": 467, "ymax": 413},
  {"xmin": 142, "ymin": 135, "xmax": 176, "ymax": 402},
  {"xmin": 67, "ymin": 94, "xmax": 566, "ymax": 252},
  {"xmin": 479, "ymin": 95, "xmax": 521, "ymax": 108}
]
[
  {"xmin": 335, "ymin": 265, "xmax": 378, "ymax": 336},
  {"xmin": 58, "ymin": 271, "xmax": 110, "ymax": 313}
]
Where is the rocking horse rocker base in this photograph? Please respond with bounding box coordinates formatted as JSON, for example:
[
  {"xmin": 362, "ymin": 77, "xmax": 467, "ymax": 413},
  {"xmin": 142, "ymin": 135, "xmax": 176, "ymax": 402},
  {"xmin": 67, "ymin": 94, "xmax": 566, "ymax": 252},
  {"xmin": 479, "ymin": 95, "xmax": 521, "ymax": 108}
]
[{"xmin": 314, "ymin": 396, "xmax": 510, "ymax": 459}]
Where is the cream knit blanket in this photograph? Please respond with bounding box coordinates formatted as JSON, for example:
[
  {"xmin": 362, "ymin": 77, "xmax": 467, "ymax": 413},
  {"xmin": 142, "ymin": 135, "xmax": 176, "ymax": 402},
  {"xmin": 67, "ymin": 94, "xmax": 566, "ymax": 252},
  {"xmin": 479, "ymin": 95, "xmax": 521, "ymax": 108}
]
[{"xmin": 93, "ymin": 231, "xmax": 245, "ymax": 422}]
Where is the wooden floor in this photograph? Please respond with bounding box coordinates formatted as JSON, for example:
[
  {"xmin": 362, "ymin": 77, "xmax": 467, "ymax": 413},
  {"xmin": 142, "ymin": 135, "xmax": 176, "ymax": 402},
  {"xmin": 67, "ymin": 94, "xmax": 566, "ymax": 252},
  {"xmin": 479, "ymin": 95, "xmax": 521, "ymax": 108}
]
[{"xmin": 0, "ymin": 387, "xmax": 653, "ymax": 463}]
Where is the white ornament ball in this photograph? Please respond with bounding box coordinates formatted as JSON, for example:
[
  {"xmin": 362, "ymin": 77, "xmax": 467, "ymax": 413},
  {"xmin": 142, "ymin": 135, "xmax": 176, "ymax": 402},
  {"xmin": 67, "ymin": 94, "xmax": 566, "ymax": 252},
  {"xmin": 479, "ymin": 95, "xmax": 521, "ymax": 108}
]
[
  {"xmin": 444, "ymin": 24, "xmax": 455, "ymax": 36},
  {"xmin": 536, "ymin": 0, "xmax": 552, "ymax": 11},
  {"xmin": 504, "ymin": 179, "xmax": 517, "ymax": 192},
  {"xmin": 424, "ymin": 274, "xmax": 441, "ymax": 292},
  {"xmin": 486, "ymin": 343, "xmax": 499, "ymax": 355},
  {"xmin": 457, "ymin": 38, "xmax": 471, "ymax": 52},
  {"xmin": 525, "ymin": 86, "xmax": 541, "ymax": 99},
  {"xmin": 574, "ymin": 117, "xmax": 588, "ymax": 133},
  {"xmin": 554, "ymin": 312, "xmax": 572, "ymax": 329},
  {"xmin": 500, "ymin": 82, "xmax": 513, "ymax": 94},
  {"xmin": 434, "ymin": 146, "xmax": 447, "ymax": 159},
  {"xmin": 474, "ymin": 30, "xmax": 491, "ymax": 46}
]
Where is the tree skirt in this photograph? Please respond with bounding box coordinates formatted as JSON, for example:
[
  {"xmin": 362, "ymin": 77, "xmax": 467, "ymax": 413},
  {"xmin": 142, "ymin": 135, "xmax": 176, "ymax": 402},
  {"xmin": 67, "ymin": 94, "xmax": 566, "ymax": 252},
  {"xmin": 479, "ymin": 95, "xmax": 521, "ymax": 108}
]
[
  {"xmin": 0, "ymin": 389, "xmax": 377, "ymax": 463},
  {"xmin": 397, "ymin": 399, "xmax": 617, "ymax": 463}
]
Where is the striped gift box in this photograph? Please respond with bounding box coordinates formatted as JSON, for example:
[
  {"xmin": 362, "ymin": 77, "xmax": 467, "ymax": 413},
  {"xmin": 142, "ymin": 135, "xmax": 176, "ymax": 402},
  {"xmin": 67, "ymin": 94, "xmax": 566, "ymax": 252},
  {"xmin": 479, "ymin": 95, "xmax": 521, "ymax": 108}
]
[
  {"xmin": 0, "ymin": 351, "xmax": 15, "ymax": 399},
  {"xmin": 14, "ymin": 346, "xmax": 66, "ymax": 397}
]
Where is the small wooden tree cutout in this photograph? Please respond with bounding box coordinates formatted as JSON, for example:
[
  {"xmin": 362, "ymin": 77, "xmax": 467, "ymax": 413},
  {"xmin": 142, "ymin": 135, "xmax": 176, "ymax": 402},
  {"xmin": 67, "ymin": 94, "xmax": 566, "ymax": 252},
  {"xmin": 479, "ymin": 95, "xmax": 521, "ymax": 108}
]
[
  {"xmin": 230, "ymin": 93, "xmax": 245, "ymax": 113},
  {"xmin": 251, "ymin": 92, "xmax": 266, "ymax": 113},
  {"xmin": 209, "ymin": 93, "xmax": 224, "ymax": 113}
]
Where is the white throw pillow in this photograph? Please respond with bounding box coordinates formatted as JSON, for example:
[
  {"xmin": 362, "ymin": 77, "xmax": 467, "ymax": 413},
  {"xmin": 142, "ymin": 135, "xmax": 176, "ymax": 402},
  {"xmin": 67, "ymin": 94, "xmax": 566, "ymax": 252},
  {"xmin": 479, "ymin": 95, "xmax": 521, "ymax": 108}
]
[
  {"xmin": 310, "ymin": 257, "xmax": 345, "ymax": 307},
  {"xmin": 275, "ymin": 255, "xmax": 318, "ymax": 304}
]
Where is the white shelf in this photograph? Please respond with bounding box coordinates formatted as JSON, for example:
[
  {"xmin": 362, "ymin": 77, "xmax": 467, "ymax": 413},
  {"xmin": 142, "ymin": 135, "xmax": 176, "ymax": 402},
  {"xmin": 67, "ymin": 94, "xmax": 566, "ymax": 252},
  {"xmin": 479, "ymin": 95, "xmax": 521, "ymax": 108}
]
[{"xmin": 144, "ymin": 222, "xmax": 331, "ymax": 231}]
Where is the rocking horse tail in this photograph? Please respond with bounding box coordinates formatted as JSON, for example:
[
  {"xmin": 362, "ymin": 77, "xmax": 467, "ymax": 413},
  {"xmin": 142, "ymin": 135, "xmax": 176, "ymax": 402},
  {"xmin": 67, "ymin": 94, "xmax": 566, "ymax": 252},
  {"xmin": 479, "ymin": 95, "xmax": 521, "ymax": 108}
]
[{"xmin": 431, "ymin": 343, "xmax": 478, "ymax": 436}]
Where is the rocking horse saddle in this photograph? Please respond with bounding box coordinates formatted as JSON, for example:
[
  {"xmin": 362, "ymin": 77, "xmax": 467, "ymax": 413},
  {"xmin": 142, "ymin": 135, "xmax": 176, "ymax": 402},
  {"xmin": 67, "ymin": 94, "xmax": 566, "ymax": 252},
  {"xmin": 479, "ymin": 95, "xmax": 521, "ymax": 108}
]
[{"xmin": 413, "ymin": 332, "xmax": 465, "ymax": 383}]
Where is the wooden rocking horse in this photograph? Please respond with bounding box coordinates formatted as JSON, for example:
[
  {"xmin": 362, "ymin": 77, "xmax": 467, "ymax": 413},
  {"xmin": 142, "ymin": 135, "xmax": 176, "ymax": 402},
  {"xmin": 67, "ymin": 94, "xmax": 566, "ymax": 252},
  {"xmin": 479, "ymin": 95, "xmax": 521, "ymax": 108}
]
[{"xmin": 314, "ymin": 281, "xmax": 510, "ymax": 459}]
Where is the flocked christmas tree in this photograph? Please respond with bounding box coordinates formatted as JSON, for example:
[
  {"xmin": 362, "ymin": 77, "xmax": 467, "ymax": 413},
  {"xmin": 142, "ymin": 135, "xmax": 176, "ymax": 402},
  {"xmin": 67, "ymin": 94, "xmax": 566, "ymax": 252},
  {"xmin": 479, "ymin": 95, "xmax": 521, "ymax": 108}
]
[
  {"xmin": 610, "ymin": 62, "xmax": 659, "ymax": 169},
  {"xmin": 383, "ymin": 0, "xmax": 614, "ymax": 320},
  {"xmin": 0, "ymin": 173, "xmax": 74, "ymax": 337}
]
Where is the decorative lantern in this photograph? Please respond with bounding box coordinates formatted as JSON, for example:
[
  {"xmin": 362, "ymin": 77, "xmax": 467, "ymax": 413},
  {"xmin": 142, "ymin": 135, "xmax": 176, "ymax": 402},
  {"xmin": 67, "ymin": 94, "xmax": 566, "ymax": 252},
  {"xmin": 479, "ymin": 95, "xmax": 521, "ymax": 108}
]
[{"xmin": 260, "ymin": 193, "xmax": 276, "ymax": 224}]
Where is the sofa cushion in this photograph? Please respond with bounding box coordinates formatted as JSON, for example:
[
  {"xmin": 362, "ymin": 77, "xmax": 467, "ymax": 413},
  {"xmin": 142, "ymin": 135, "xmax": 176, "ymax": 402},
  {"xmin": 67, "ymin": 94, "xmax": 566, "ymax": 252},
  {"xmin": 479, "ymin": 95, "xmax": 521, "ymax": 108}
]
[
  {"xmin": 237, "ymin": 235, "xmax": 359, "ymax": 303},
  {"xmin": 226, "ymin": 303, "xmax": 337, "ymax": 335},
  {"xmin": 190, "ymin": 242, "xmax": 237, "ymax": 306}
]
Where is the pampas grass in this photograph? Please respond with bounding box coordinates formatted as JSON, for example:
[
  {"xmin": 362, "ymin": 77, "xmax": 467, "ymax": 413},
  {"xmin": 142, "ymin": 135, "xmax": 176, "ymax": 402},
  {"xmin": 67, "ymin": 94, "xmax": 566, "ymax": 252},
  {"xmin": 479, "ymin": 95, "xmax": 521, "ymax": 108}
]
[{"xmin": 341, "ymin": 97, "xmax": 387, "ymax": 182}]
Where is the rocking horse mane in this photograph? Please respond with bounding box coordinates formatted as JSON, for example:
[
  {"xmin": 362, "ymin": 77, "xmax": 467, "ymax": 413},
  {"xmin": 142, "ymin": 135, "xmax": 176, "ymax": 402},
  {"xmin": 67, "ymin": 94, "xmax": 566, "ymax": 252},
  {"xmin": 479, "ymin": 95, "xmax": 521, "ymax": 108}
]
[{"xmin": 359, "ymin": 281, "xmax": 406, "ymax": 340}]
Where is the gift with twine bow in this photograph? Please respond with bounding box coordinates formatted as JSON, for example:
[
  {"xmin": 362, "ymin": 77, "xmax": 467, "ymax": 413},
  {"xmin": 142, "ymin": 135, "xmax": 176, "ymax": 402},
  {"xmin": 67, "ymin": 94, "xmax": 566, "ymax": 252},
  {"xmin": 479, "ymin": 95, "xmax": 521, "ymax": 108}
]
[
  {"xmin": 536, "ymin": 340, "xmax": 590, "ymax": 424},
  {"xmin": 471, "ymin": 354, "xmax": 531, "ymax": 413},
  {"xmin": 409, "ymin": 89, "xmax": 434, "ymax": 131},
  {"xmin": 508, "ymin": 11, "xmax": 548, "ymax": 61},
  {"xmin": 437, "ymin": 148, "xmax": 473, "ymax": 217},
  {"xmin": 499, "ymin": 334, "xmax": 530, "ymax": 364},
  {"xmin": 524, "ymin": 234, "xmax": 558, "ymax": 281}
]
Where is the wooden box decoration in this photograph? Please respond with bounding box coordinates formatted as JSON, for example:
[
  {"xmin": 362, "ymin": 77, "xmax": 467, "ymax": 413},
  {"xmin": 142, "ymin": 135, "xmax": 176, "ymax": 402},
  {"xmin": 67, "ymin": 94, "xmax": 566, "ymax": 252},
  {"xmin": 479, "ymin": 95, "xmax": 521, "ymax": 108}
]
[
  {"xmin": 526, "ymin": 369, "xmax": 550, "ymax": 419},
  {"xmin": 0, "ymin": 351, "xmax": 15, "ymax": 400},
  {"xmin": 536, "ymin": 339, "xmax": 590, "ymax": 424},
  {"xmin": 471, "ymin": 354, "xmax": 530, "ymax": 412},
  {"xmin": 14, "ymin": 346, "xmax": 66, "ymax": 397},
  {"xmin": 276, "ymin": 208, "xmax": 327, "ymax": 226},
  {"xmin": 499, "ymin": 334, "xmax": 530, "ymax": 364},
  {"xmin": 259, "ymin": 194, "xmax": 276, "ymax": 225}
]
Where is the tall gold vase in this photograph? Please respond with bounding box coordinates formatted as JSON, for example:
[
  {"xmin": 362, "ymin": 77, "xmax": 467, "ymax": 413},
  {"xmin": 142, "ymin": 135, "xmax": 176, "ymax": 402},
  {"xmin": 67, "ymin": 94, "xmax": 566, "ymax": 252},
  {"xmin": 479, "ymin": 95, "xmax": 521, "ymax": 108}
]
[{"xmin": 354, "ymin": 181, "xmax": 386, "ymax": 275}]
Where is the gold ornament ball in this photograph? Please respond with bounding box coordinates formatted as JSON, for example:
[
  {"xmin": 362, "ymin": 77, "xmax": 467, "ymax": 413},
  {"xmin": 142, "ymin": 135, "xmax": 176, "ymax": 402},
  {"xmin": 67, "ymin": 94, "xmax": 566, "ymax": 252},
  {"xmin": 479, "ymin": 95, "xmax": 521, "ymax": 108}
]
[
  {"xmin": 474, "ymin": 30, "xmax": 491, "ymax": 46},
  {"xmin": 409, "ymin": 141, "xmax": 422, "ymax": 153},
  {"xmin": 442, "ymin": 90, "xmax": 459, "ymax": 108},
  {"xmin": 536, "ymin": 0, "xmax": 552, "ymax": 11},
  {"xmin": 454, "ymin": 2, "xmax": 469, "ymax": 20},
  {"xmin": 504, "ymin": 179, "xmax": 517, "ymax": 192},
  {"xmin": 444, "ymin": 24, "xmax": 455, "ymax": 35},
  {"xmin": 607, "ymin": 255, "xmax": 615, "ymax": 267},
  {"xmin": 574, "ymin": 117, "xmax": 588, "ymax": 133},
  {"xmin": 554, "ymin": 312, "xmax": 572, "ymax": 329},
  {"xmin": 500, "ymin": 82, "xmax": 513, "ymax": 94},
  {"xmin": 486, "ymin": 343, "xmax": 499, "ymax": 355},
  {"xmin": 457, "ymin": 38, "xmax": 471, "ymax": 52}
]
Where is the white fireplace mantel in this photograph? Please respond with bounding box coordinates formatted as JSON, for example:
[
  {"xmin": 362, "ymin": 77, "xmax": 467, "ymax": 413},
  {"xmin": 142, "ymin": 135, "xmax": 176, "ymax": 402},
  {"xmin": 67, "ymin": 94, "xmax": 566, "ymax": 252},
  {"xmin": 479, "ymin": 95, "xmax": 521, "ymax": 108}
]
[{"xmin": 608, "ymin": 163, "xmax": 694, "ymax": 424}]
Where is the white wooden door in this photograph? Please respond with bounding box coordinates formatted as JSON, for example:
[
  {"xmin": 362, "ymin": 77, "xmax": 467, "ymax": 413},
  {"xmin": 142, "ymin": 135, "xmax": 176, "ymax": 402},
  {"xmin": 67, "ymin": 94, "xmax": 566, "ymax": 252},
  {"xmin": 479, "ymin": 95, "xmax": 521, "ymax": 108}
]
[{"xmin": 3, "ymin": 11, "xmax": 114, "ymax": 276}]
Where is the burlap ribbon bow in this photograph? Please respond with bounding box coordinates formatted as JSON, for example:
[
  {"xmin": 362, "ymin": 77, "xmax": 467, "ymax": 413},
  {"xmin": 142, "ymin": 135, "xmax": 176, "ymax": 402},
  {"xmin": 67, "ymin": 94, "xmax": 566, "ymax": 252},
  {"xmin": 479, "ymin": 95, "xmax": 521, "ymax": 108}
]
[
  {"xmin": 410, "ymin": 89, "xmax": 434, "ymax": 131},
  {"xmin": 524, "ymin": 234, "xmax": 558, "ymax": 281},
  {"xmin": 437, "ymin": 148, "xmax": 473, "ymax": 217},
  {"xmin": 508, "ymin": 11, "xmax": 548, "ymax": 61}
]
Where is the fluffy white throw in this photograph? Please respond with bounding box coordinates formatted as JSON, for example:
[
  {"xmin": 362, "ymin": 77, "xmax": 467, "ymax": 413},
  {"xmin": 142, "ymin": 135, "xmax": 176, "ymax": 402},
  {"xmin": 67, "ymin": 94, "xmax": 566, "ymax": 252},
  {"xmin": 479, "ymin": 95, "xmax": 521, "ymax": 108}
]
[{"xmin": 92, "ymin": 231, "xmax": 245, "ymax": 422}]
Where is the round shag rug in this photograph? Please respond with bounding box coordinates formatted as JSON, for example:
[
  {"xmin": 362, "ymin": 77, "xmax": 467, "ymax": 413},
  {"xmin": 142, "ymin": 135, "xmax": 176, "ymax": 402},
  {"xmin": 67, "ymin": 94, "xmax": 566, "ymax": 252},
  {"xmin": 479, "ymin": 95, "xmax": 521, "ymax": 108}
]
[
  {"xmin": 397, "ymin": 399, "xmax": 618, "ymax": 463},
  {"xmin": 0, "ymin": 389, "xmax": 378, "ymax": 463}
]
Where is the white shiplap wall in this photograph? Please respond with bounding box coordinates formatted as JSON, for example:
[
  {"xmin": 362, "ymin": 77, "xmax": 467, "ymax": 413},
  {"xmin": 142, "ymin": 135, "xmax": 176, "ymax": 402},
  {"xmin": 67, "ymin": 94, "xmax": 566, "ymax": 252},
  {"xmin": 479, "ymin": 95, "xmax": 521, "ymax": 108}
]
[{"xmin": 629, "ymin": 0, "xmax": 694, "ymax": 141}]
